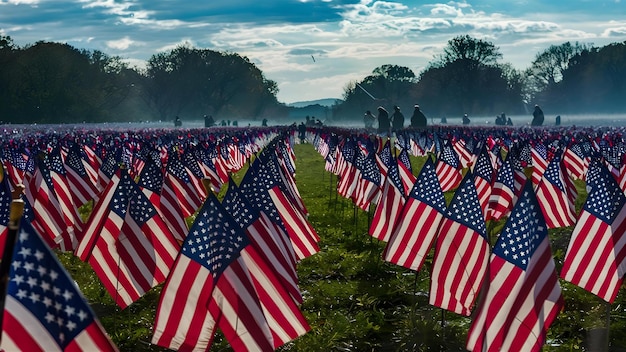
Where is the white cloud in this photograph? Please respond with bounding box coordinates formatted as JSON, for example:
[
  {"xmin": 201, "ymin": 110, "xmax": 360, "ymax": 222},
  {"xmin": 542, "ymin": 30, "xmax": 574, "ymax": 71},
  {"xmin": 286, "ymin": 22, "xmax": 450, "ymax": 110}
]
[
  {"xmin": 106, "ymin": 36, "xmax": 136, "ymax": 50},
  {"xmin": 1, "ymin": 0, "xmax": 39, "ymax": 5}
]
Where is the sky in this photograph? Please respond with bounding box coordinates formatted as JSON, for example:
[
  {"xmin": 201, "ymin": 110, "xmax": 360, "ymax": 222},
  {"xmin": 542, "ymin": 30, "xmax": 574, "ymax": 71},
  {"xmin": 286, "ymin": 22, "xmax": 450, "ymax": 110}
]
[{"xmin": 1, "ymin": 1, "xmax": 626, "ymax": 104}]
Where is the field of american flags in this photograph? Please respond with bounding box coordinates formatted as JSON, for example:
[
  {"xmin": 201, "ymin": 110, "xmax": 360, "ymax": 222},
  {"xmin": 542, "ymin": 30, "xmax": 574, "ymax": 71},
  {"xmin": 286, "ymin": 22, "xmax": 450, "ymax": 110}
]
[{"xmin": 1, "ymin": 123, "xmax": 626, "ymax": 350}]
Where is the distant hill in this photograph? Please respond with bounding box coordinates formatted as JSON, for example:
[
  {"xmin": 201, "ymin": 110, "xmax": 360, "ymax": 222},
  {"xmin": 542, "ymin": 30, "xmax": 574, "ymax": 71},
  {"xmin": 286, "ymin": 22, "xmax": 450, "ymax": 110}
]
[{"xmin": 287, "ymin": 98, "xmax": 342, "ymax": 108}]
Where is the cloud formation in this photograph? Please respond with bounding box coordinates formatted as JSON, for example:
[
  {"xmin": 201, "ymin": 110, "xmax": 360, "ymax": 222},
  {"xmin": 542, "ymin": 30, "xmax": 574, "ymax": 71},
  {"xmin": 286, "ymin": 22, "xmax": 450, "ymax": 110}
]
[{"xmin": 1, "ymin": 0, "xmax": 625, "ymax": 103}]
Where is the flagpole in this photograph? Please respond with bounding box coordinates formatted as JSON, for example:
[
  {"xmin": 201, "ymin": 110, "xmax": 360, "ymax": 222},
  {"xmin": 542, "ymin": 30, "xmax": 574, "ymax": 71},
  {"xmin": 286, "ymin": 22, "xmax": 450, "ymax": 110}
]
[{"xmin": 0, "ymin": 198, "xmax": 26, "ymax": 340}]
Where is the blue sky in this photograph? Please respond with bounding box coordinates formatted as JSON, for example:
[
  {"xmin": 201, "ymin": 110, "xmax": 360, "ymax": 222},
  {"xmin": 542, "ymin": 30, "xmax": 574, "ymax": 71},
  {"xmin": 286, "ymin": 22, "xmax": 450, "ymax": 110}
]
[{"xmin": 1, "ymin": 0, "xmax": 625, "ymax": 104}]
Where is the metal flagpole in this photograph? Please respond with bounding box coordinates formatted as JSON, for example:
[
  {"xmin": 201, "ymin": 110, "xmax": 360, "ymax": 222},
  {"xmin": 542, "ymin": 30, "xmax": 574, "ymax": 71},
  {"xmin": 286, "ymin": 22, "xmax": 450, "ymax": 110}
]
[{"xmin": 356, "ymin": 83, "xmax": 379, "ymax": 101}]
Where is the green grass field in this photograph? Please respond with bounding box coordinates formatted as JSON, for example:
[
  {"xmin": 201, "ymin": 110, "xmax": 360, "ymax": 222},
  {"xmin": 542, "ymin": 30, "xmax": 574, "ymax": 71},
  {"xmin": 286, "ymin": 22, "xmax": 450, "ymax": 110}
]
[{"xmin": 59, "ymin": 142, "xmax": 626, "ymax": 351}]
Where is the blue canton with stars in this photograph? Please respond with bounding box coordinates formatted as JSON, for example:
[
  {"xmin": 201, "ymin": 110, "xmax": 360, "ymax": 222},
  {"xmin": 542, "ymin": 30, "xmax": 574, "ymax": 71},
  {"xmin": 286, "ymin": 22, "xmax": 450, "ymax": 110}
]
[
  {"xmin": 183, "ymin": 194, "xmax": 250, "ymax": 281},
  {"xmin": 398, "ymin": 148, "xmax": 413, "ymax": 174},
  {"xmin": 542, "ymin": 152, "xmax": 565, "ymax": 192},
  {"xmin": 166, "ymin": 154, "xmax": 191, "ymax": 183},
  {"xmin": 355, "ymin": 149, "xmax": 381, "ymax": 186},
  {"xmin": 446, "ymin": 172, "xmax": 487, "ymax": 237},
  {"xmin": 439, "ymin": 141, "xmax": 460, "ymax": 168},
  {"xmin": 0, "ymin": 176, "xmax": 11, "ymax": 227},
  {"xmin": 64, "ymin": 145, "xmax": 89, "ymax": 178},
  {"xmin": 108, "ymin": 170, "xmax": 135, "ymax": 219},
  {"xmin": 222, "ymin": 183, "xmax": 259, "ymax": 230},
  {"xmin": 495, "ymin": 157, "xmax": 515, "ymax": 190},
  {"xmin": 410, "ymin": 157, "xmax": 446, "ymax": 213},
  {"xmin": 583, "ymin": 161, "xmax": 626, "ymax": 224},
  {"xmin": 377, "ymin": 142, "xmax": 393, "ymax": 170},
  {"xmin": 8, "ymin": 221, "xmax": 98, "ymax": 347},
  {"xmin": 387, "ymin": 159, "xmax": 405, "ymax": 198},
  {"xmin": 493, "ymin": 182, "xmax": 548, "ymax": 270},
  {"xmin": 474, "ymin": 146, "xmax": 494, "ymax": 182},
  {"xmin": 99, "ymin": 152, "xmax": 120, "ymax": 180},
  {"xmin": 137, "ymin": 159, "xmax": 163, "ymax": 194}
]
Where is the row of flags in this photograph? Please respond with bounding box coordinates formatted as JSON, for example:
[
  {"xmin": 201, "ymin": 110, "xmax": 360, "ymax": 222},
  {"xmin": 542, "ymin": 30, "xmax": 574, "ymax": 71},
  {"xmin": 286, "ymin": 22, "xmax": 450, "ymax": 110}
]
[
  {"xmin": 0, "ymin": 126, "xmax": 319, "ymax": 351},
  {"xmin": 310, "ymin": 125, "xmax": 626, "ymax": 351},
  {"xmin": 0, "ymin": 122, "xmax": 625, "ymax": 351}
]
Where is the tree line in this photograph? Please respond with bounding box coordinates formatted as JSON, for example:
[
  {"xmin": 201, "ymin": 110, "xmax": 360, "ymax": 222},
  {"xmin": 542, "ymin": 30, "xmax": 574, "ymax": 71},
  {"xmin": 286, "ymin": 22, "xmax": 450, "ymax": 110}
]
[
  {"xmin": 336, "ymin": 36, "xmax": 626, "ymax": 120},
  {"xmin": 1, "ymin": 34, "xmax": 625, "ymax": 124}
]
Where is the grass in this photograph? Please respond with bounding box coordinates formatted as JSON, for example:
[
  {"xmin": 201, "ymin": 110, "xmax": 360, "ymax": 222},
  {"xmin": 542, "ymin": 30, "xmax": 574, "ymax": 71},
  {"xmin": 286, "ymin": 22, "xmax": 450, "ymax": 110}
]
[{"xmin": 58, "ymin": 141, "xmax": 626, "ymax": 351}]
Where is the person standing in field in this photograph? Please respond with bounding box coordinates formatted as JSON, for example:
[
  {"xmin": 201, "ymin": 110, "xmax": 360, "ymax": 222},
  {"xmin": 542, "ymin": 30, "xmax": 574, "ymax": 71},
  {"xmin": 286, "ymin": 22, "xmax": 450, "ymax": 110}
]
[
  {"xmin": 391, "ymin": 105, "xmax": 405, "ymax": 132},
  {"xmin": 532, "ymin": 104, "xmax": 545, "ymax": 126},
  {"xmin": 410, "ymin": 104, "xmax": 427, "ymax": 128},
  {"xmin": 363, "ymin": 110, "xmax": 375, "ymax": 130}
]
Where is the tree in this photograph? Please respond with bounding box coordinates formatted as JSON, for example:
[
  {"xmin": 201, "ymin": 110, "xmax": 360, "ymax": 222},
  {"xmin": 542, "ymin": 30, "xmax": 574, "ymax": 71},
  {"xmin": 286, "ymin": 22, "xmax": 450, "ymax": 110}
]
[
  {"xmin": 527, "ymin": 41, "xmax": 592, "ymax": 105},
  {"xmin": 334, "ymin": 65, "xmax": 416, "ymax": 120},
  {"xmin": 432, "ymin": 34, "xmax": 502, "ymax": 69},
  {"xmin": 0, "ymin": 41, "xmax": 141, "ymax": 123},
  {"xmin": 554, "ymin": 41, "xmax": 626, "ymax": 112},
  {"xmin": 414, "ymin": 35, "xmax": 522, "ymax": 116},
  {"xmin": 144, "ymin": 46, "xmax": 281, "ymax": 121}
]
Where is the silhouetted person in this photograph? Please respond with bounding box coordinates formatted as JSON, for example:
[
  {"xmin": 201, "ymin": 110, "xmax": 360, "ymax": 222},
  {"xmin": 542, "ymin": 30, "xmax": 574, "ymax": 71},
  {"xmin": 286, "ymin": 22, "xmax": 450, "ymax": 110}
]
[
  {"xmin": 555, "ymin": 115, "xmax": 561, "ymax": 126},
  {"xmin": 507, "ymin": 117, "xmax": 513, "ymax": 126},
  {"xmin": 391, "ymin": 105, "xmax": 404, "ymax": 131},
  {"xmin": 174, "ymin": 116, "xmax": 182, "ymax": 127},
  {"xmin": 204, "ymin": 114, "xmax": 215, "ymax": 127},
  {"xmin": 462, "ymin": 113, "xmax": 470, "ymax": 125},
  {"xmin": 298, "ymin": 122, "xmax": 306, "ymax": 143},
  {"xmin": 496, "ymin": 112, "xmax": 506, "ymax": 125},
  {"xmin": 532, "ymin": 105, "xmax": 544, "ymax": 126},
  {"xmin": 410, "ymin": 104, "xmax": 427, "ymax": 128},
  {"xmin": 262, "ymin": 118, "xmax": 268, "ymax": 126}
]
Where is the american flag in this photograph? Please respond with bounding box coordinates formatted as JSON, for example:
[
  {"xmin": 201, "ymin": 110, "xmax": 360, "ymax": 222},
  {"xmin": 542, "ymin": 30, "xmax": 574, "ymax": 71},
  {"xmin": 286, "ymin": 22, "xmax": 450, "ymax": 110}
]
[
  {"xmin": 222, "ymin": 182, "xmax": 300, "ymax": 302},
  {"xmin": 1, "ymin": 220, "xmax": 118, "ymax": 351},
  {"xmin": 0, "ymin": 174, "xmax": 12, "ymax": 259},
  {"xmin": 352, "ymin": 146, "xmax": 381, "ymax": 211},
  {"xmin": 275, "ymin": 141, "xmax": 309, "ymax": 216},
  {"xmin": 97, "ymin": 150, "xmax": 119, "ymax": 192},
  {"xmin": 453, "ymin": 138, "xmax": 473, "ymax": 169},
  {"xmin": 240, "ymin": 146, "xmax": 319, "ymax": 260},
  {"xmin": 467, "ymin": 181, "xmax": 563, "ymax": 352},
  {"xmin": 153, "ymin": 194, "xmax": 297, "ymax": 351},
  {"xmin": 48, "ymin": 147, "xmax": 84, "ymax": 247},
  {"xmin": 562, "ymin": 142, "xmax": 590, "ymax": 181},
  {"xmin": 535, "ymin": 151, "xmax": 577, "ymax": 229},
  {"xmin": 487, "ymin": 155, "xmax": 517, "ymax": 221},
  {"xmin": 369, "ymin": 156, "xmax": 405, "ymax": 242},
  {"xmin": 81, "ymin": 144, "xmax": 102, "ymax": 189},
  {"xmin": 221, "ymin": 184, "xmax": 310, "ymax": 344},
  {"xmin": 375, "ymin": 139, "xmax": 393, "ymax": 178},
  {"xmin": 1, "ymin": 147, "xmax": 29, "ymax": 189},
  {"xmin": 24, "ymin": 158, "xmax": 72, "ymax": 251},
  {"xmin": 336, "ymin": 139, "xmax": 359, "ymax": 199},
  {"xmin": 397, "ymin": 148, "xmax": 416, "ymax": 196},
  {"xmin": 159, "ymin": 152, "xmax": 206, "ymax": 241},
  {"xmin": 63, "ymin": 143, "xmax": 99, "ymax": 206},
  {"xmin": 383, "ymin": 157, "xmax": 446, "ymax": 271},
  {"xmin": 472, "ymin": 144, "xmax": 494, "ymax": 220},
  {"xmin": 531, "ymin": 142, "xmax": 549, "ymax": 189},
  {"xmin": 75, "ymin": 168, "xmax": 180, "ymax": 308},
  {"xmin": 429, "ymin": 171, "xmax": 490, "ymax": 316},
  {"xmin": 435, "ymin": 140, "xmax": 462, "ymax": 192},
  {"xmin": 561, "ymin": 161, "xmax": 626, "ymax": 303}
]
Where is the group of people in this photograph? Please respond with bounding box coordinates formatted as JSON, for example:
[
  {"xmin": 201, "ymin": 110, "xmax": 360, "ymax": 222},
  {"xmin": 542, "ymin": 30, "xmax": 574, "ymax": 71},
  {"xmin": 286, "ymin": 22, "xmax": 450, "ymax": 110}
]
[
  {"xmin": 365, "ymin": 104, "xmax": 428, "ymax": 135},
  {"xmin": 495, "ymin": 112, "xmax": 513, "ymax": 126},
  {"xmin": 363, "ymin": 103, "xmax": 558, "ymax": 134}
]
